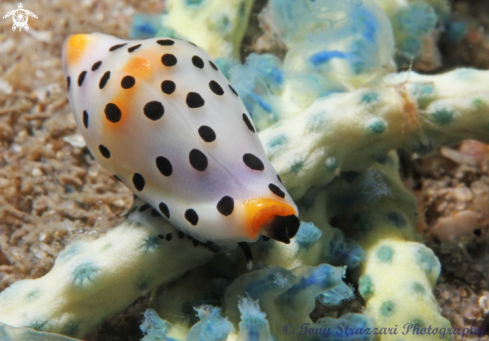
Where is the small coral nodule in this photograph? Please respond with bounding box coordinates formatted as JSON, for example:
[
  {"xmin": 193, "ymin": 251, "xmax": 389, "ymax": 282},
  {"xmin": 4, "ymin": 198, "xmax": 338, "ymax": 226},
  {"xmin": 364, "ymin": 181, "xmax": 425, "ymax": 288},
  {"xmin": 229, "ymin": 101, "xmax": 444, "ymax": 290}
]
[{"xmin": 72, "ymin": 263, "xmax": 99, "ymax": 288}]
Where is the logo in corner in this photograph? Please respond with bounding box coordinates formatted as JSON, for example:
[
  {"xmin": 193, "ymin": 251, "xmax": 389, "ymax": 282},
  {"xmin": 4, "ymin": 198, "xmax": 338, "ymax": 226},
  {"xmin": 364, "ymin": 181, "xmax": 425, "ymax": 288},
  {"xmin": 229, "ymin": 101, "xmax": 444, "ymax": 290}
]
[{"xmin": 2, "ymin": 3, "xmax": 38, "ymax": 32}]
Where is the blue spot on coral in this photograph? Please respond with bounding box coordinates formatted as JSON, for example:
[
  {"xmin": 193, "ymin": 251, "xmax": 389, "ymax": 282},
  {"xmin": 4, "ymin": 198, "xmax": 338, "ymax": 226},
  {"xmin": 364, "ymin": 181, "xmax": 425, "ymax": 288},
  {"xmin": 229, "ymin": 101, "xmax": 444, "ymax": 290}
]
[
  {"xmin": 414, "ymin": 84, "xmax": 434, "ymax": 97},
  {"xmin": 412, "ymin": 282, "xmax": 426, "ymax": 295},
  {"xmin": 209, "ymin": 15, "xmax": 231, "ymax": 33},
  {"xmin": 367, "ymin": 119, "xmax": 386, "ymax": 134},
  {"xmin": 267, "ymin": 134, "xmax": 287, "ymax": 148},
  {"xmin": 101, "ymin": 243, "xmax": 112, "ymax": 251},
  {"xmin": 358, "ymin": 275, "xmax": 374, "ymax": 300},
  {"xmin": 376, "ymin": 245, "xmax": 394, "ymax": 263},
  {"xmin": 73, "ymin": 262, "xmax": 99, "ymax": 288},
  {"xmin": 416, "ymin": 247, "xmax": 439, "ymax": 276},
  {"xmin": 411, "ymin": 317, "xmax": 426, "ymax": 328},
  {"xmin": 306, "ymin": 111, "xmax": 329, "ymax": 132},
  {"xmin": 266, "ymin": 134, "xmax": 288, "ymax": 156},
  {"xmin": 325, "ymin": 157, "xmax": 338, "ymax": 172},
  {"xmin": 140, "ymin": 236, "xmax": 161, "ymax": 253},
  {"xmin": 411, "ymin": 138, "xmax": 434, "ymax": 155},
  {"xmin": 25, "ymin": 289, "xmax": 41, "ymax": 302},
  {"xmin": 28, "ymin": 319, "xmax": 48, "ymax": 332},
  {"xmin": 380, "ymin": 300, "xmax": 395, "ymax": 317},
  {"xmin": 56, "ymin": 242, "xmax": 85, "ymax": 264},
  {"xmin": 61, "ymin": 320, "xmax": 79, "ymax": 337},
  {"xmin": 186, "ymin": 0, "xmax": 204, "ymax": 5},
  {"xmin": 135, "ymin": 274, "xmax": 152, "ymax": 291},
  {"xmin": 430, "ymin": 108, "xmax": 455, "ymax": 125},
  {"xmin": 472, "ymin": 98, "xmax": 486, "ymax": 110},
  {"xmin": 454, "ymin": 68, "xmax": 478, "ymax": 80},
  {"xmin": 290, "ymin": 160, "xmax": 304, "ymax": 173},
  {"xmin": 361, "ymin": 92, "xmax": 379, "ymax": 104},
  {"xmin": 386, "ymin": 211, "xmax": 407, "ymax": 228}
]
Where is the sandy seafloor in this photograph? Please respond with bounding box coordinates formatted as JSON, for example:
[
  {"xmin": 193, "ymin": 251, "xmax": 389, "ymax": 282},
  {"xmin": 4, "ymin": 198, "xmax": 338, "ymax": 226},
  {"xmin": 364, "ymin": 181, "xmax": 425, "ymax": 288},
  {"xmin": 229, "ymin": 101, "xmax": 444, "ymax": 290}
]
[{"xmin": 1, "ymin": 0, "xmax": 489, "ymax": 340}]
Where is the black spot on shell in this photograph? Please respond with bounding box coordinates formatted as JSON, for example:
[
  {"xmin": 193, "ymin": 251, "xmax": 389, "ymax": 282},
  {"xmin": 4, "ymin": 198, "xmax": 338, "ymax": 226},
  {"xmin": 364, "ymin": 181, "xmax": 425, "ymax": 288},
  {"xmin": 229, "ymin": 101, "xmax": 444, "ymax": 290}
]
[
  {"xmin": 124, "ymin": 206, "xmax": 137, "ymax": 219},
  {"xmin": 161, "ymin": 80, "xmax": 176, "ymax": 94},
  {"xmin": 157, "ymin": 39, "xmax": 175, "ymax": 46},
  {"xmin": 105, "ymin": 103, "xmax": 121, "ymax": 123},
  {"xmin": 217, "ymin": 196, "xmax": 234, "ymax": 216},
  {"xmin": 109, "ymin": 43, "xmax": 127, "ymax": 51},
  {"xmin": 91, "ymin": 61, "xmax": 102, "ymax": 71},
  {"xmin": 151, "ymin": 209, "xmax": 160, "ymax": 217},
  {"xmin": 185, "ymin": 209, "xmax": 199, "ymax": 226},
  {"xmin": 132, "ymin": 173, "xmax": 145, "ymax": 191},
  {"xmin": 269, "ymin": 183, "xmax": 285, "ymax": 198},
  {"xmin": 159, "ymin": 202, "xmax": 170, "ymax": 218},
  {"xmin": 158, "ymin": 234, "xmax": 165, "ymax": 240},
  {"xmin": 121, "ymin": 76, "xmax": 135, "ymax": 89},
  {"xmin": 193, "ymin": 239, "xmax": 200, "ymax": 247},
  {"xmin": 209, "ymin": 60, "xmax": 218, "ymax": 70},
  {"xmin": 162, "ymin": 54, "xmax": 177, "ymax": 66},
  {"xmin": 189, "ymin": 149, "xmax": 208, "ymax": 171},
  {"xmin": 139, "ymin": 203, "xmax": 150, "ymax": 212},
  {"xmin": 186, "ymin": 92, "xmax": 205, "ymax": 108},
  {"xmin": 209, "ymin": 81, "xmax": 224, "ymax": 95},
  {"xmin": 166, "ymin": 233, "xmax": 172, "ymax": 241},
  {"xmin": 229, "ymin": 84, "xmax": 238, "ymax": 96},
  {"xmin": 156, "ymin": 156, "xmax": 173, "ymax": 176},
  {"xmin": 277, "ymin": 174, "xmax": 282, "ymax": 183},
  {"xmin": 198, "ymin": 126, "xmax": 216, "ymax": 142},
  {"xmin": 66, "ymin": 76, "xmax": 71, "ymax": 90},
  {"xmin": 128, "ymin": 44, "xmax": 141, "ymax": 53},
  {"xmin": 242, "ymin": 114, "xmax": 255, "ymax": 133},
  {"xmin": 144, "ymin": 101, "xmax": 164, "ymax": 121},
  {"xmin": 122, "ymin": 209, "xmax": 131, "ymax": 219},
  {"xmin": 83, "ymin": 110, "xmax": 89, "ymax": 128},
  {"xmin": 78, "ymin": 71, "xmax": 87, "ymax": 87},
  {"xmin": 99, "ymin": 145, "xmax": 111, "ymax": 159},
  {"xmin": 178, "ymin": 231, "xmax": 185, "ymax": 239},
  {"xmin": 192, "ymin": 56, "xmax": 204, "ymax": 69},
  {"xmin": 99, "ymin": 71, "xmax": 111, "ymax": 89},
  {"xmin": 243, "ymin": 153, "xmax": 264, "ymax": 171}
]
